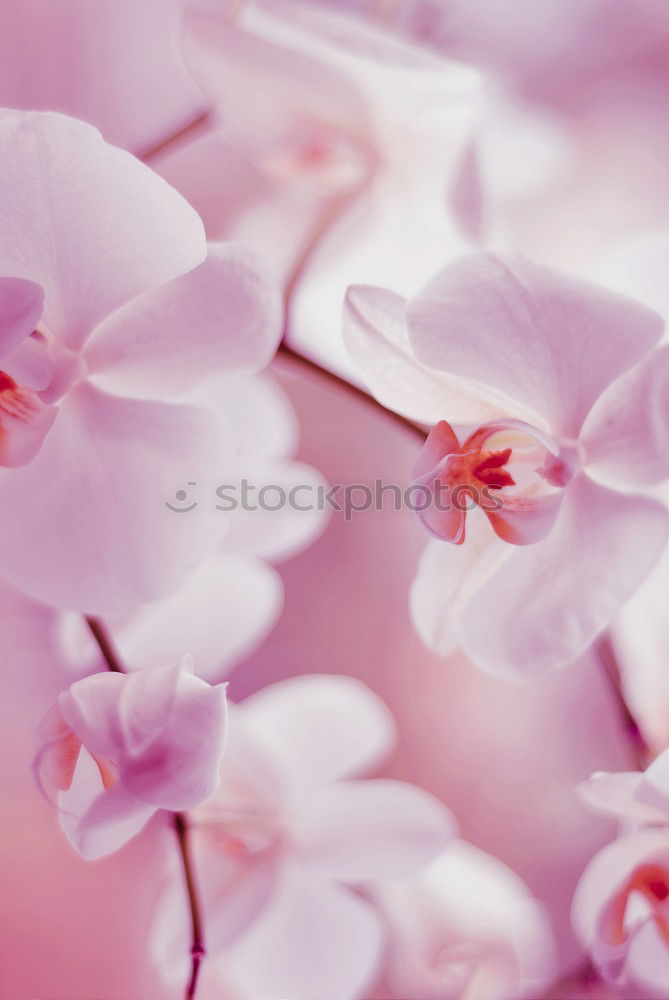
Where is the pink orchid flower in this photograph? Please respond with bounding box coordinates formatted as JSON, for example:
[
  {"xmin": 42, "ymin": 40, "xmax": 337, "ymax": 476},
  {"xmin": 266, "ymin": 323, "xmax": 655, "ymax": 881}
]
[
  {"xmin": 574, "ymin": 752, "xmax": 669, "ymax": 993},
  {"xmin": 0, "ymin": 110, "xmax": 281, "ymax": 615},
  {"xmin": 33, "ymin": 657, "xmax": 228, "ymax": 861},
  {"xmin": 345, "ymin": 251, "xmax": 669, "ymax": 677},
  {"xmin": 152, "ymin": 674, "xmax": 454, "ymax": 1000},
  {"xmin": 0, "ymin": 0, "xmax": 205, "ymax": 154},
  {"xmin": 376, "ymin": 840, "xmax": 555, "ymax": 1000}
]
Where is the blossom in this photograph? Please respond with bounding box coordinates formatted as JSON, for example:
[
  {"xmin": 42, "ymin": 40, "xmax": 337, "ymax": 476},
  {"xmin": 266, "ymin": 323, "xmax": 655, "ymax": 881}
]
[
  {"xmin": 155, "ymin": 0, "xmax": 481, "ymax": 378},
  {"xmin": 376, "ymin": 839, "xmax": 555, "ymax": 1000},
  {"xmin": 573, "ymin": 751, "xmax": 669, "ymax": 994},
  {"xmin": 345, "ymin": 251, "xmax": 669, "ymax": 677},
  {"xmin": 152, "ymin": 674, "xmax": 454, "ymax": 1000},
  {"xmin": 33, "ymin": 657, "xmax": 228, "ymax": 860},
  {"xmin": 0, "ymin": 110, "xmax": 282, "ymax": 614},
  {"xmin": 0, "ymin": 0, "xmax": 205, "ymax": 153}
]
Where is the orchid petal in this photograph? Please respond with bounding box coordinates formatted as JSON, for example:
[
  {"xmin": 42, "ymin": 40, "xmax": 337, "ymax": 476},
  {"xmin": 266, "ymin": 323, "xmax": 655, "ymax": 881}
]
[
  {"xmin": 241, "ymin": 674, "xmax": 395, "ymax": 791},
  {"xmin": 344, "ymin": 285, "xmax": 507, "ymax": 425},
  {"xmin": 120, "ymin": 667, "xmax": 227, "ymax": 810},
  {"xmin": 304, "ymin": 779, "xmax": 455, "ymax": 881},
  {"xmin": 407, "ymin": 252, "xmax": 664, "ymax": 436},
  {"xmin": 582, "ymin": 345, "xmax": 669, "ymax": 487},
  {"xmin": 115, "ymin": 554, "xmax": 283, "ymax": 683},
  {"xmin": 59, "ymin": 751, "xmax": 154, "ymax": 861},
  {"xmin": 0, "ymin": 111, "xmax": 206, "ymax": 350},
  {"xmin": 85, "ymin": 243, "xmax": 282, "ymax": 399},
  {"xmin": 0, "ymin": 382, "xmax": 230, "ymax": 614},
  {"xmin": 0, "ymin": 277, "xmax": 43, "ymax": 358},
  {"xmin": 457, "ymin": 477, "xmax": 669, "ymax": 676},
  {"xmin": 226, "ymin": 862, "xmax": 383, "ymax": 1000}
]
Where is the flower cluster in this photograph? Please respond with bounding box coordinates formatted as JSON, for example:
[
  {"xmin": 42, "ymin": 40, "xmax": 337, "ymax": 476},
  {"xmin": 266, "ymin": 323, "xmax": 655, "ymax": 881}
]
[{"xmin": 0, "ymin": 2, "xmax": 668, "ymax": 999}]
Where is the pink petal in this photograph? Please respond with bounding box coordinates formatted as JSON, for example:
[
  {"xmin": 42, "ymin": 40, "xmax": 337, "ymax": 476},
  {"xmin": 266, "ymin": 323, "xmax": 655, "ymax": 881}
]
[
  {"xmin": 578, "ymin": 771, "xmax": 668, "ymax": 826},
  {"xmin": 115, "ymin": 554, "xmax": 283, "ymax": 682},
  {"xmin": 344, "ymin": 285, "xmax": 506, "ymax": 425},
  {"xmin": 304, "ymin": 779, "xmax": 455, "ymax": 881},
  {"xmin": 32, "ymin": 704, "xmax": 81, "ymax": 796},
  {"xmin": 0, "ymin": 111, "xmax": 206, "ymax": 351},
  {"xmin": 582, "ymin": 345, "xmax": 669, "ymax": 487},
  {"xmin": 240, "ymin": 674, "xmax": 395, "ymax": 791},
  {"xmin": 0, "ymin": 378, "xmax": 57, "ymax": 467},
  {"xmin": 85, "ymin": 243, "xmax": 282, "ymax": 398},
  {"xmin": 0, "ymin": 382, "xmax": 230, "ymax": 614},
  {"xmin": 410, "ymin": 529, "xmax": 510, "ymax": 657},
  {"xmin": 60, "ymin": 750, "xmax": 155, "ymax": 861},
  {"xmin": 0, "ymin": 277, "xmax": 43, "ymax": 357},
  {"xmin": 194, "ymin": 373, "xmax": 298, "ymax": 461},
  {"xmin": 485, "ymin": 490, "xmax": 564, "ymax": 546},
  {"xmin": 407, "ymin": 252, "xmax": 664, "ymax": 436},
  {"xmin": 221, "ymin": 459, "xmax": 330, "ymax": 561},
  {"xmin": 457, "ymin": 476, "xmax": 669, "ymax": 676},
  {"xmin": 0, "ymin": 0, "xmax": 205, "ymax": 155},
  {"xmin": 378, "ymin": 841, "xmax": 555, "ymax": 1000},
  {"xmin": 2, "ymin": 337, "xmax": 53, "ymax": 391},
  {"xmin": 184, "ymin": 7, "xmax": 369, "ymax": 179},
  {"xmin": 226, "ymin": 862, "xmax": 383, "ymax": 1000},
  {"xmin": 58, "ymin": 672, "xmax": 125, "ymax": 760},
  {"xmin": 118, "ymin": 662, "xmax": 183, "ymax": 756},
  {"xmin": 572, "ymin": 830, "xmax": 669, "ymax": 987},
  {"xmin": 120, "ymin": 667, "xmax": 227, "ymax": 810},
  {"xmin": 150, "ymin": 842, "xmax": 280, "ymax": 982}
]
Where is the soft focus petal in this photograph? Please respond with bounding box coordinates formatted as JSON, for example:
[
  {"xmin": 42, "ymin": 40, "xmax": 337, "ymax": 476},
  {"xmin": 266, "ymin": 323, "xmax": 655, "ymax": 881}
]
[
  {"xmin": 578, "ymin": 771, "xmax": 668, "ymax": 826},
  {"xmin": 378, "ymin": 840, "xmax": 556, "ymax": 1000},
  {"xmin": 0, "ymin": 277, "xmax": 43, "ymax": 357},
  {"xmin": 572, "ymin": 830, "xmax": 669, "ymax": 988},
  {"xmin": 115, "ymin": 554, "xmax": 283, "ymax": 682},
  {"xmin": 118, "ymin": 662, "xmax": 182, "ymax": 756},
  {"xmin": 457, "ymin": 476, "xmax": 669, "ymax": 676},
  {"xmin": 240, "ymin": 674, "xmax": 395, "ymax": 791},
  {"xmin": 2, "ymin": 337, "xmax": 53, "ymax": 391},
  {"xmin": 304, "ymin": 778, "xmax": 454, "ymax": 881},
  {"xmin": 582, "ymin": 345, "xmax": 669, "ymax": 487},
  {"xmin": 0, "ymin": 383, "xmax": 229, "ymax": 613},
  {"xmin": 226, "ymin": 862, "xmax": 383, "ymax": 1000},
  {"xmin": 150, "ymin": 846, "xmax": 281, "ymax": 987},
  {"xmin": 221, "ymin": 459, "xmax": 330, "ymax": 561},
  {"xmin": 195, "ymin": 373, "xmax": 298, "ymax": 461},
  {"xmin": 58, "ymin": 672, "xmax": 125, "ymax": 760},
  {"xmin": 60, "ymin": 751, "xmax": 154, "ymax": 861},
  {"xmin": 410, "ymin": 526, "xmax": 510, "ymax": 657},
  {"xmin": 344, "ymin": 285, "xmax": 506, "ymax": 425},
  {"xmin": 85, "ymin": 243, "xmax": 282, "ymax": 399},
  {"xmin": 0, "ymin": 111, "xmax": 206, "ymax": 349},
  {"xmin": 0, "ymin": 0, "xmax": 205, "ymax": 154},
  {"xmin": 407, "ymin": 252, "xmax": 664, "ymax": 436},
  {"xmin": 121, "ymin": 668, "xmax": 227, "ymax": 810}
]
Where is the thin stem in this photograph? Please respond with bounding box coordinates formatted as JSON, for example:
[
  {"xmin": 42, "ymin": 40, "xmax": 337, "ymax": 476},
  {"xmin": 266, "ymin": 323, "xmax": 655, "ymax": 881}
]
[
  {"xmin": 140, "ymin": 111, "xmax": 211, "ymax": 165},
  {"xmin": 595, "ymin": 631, "xmax": 650, "ymax": 770},
  {"xmin": 173, "ymin": 812, "xmax": 206, "ymax": 1000},
  {"xmin": 83, "ymin": 615, "xmax": 206, "ymax": 1000},
  {"xmin": 276, "ymin": 342, "xmax": 426, "ymax": 441},
  {"xmin": 85, "ymin": 616, "xmax": 124, "ymax": 674}
]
